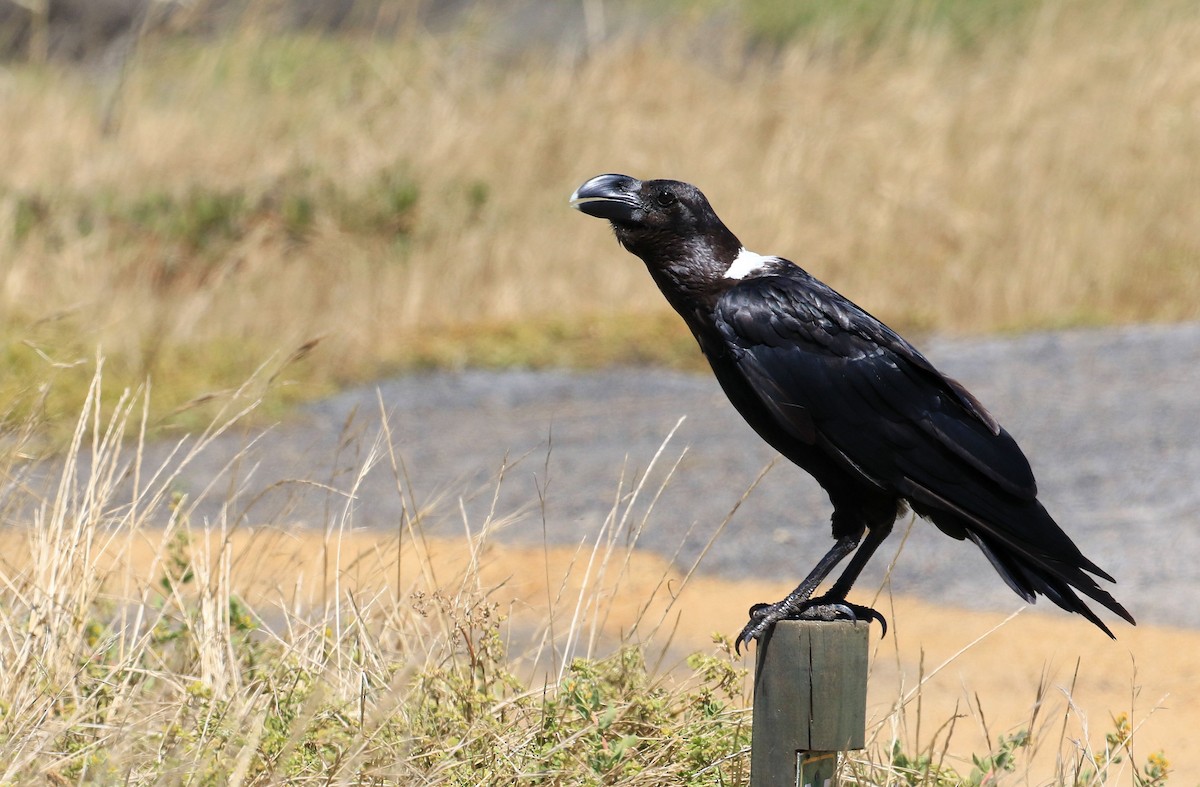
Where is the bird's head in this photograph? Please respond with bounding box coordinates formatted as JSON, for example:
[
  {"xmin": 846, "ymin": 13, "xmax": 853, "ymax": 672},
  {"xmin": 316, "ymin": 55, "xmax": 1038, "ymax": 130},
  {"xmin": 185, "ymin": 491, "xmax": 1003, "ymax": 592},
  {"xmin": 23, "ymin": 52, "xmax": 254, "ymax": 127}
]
[{"xmin": 569, "ymin": 174, "xmax": 742, "ymax": 281}]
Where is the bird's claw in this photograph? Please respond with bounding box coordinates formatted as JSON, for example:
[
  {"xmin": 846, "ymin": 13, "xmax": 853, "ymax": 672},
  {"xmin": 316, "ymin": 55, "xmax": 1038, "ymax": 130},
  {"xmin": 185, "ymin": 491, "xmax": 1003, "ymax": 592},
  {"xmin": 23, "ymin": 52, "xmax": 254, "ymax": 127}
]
[
  {"xmin": 735, "ymin": 606, "xmax": 773, "ymax": 655},
  {"xmin": 794, "ymin": 600, "xmax": 888, "ymax": 637},
  {"xmin": 734, "ymin": 597, "xmax": 887, "ymax": 655}
]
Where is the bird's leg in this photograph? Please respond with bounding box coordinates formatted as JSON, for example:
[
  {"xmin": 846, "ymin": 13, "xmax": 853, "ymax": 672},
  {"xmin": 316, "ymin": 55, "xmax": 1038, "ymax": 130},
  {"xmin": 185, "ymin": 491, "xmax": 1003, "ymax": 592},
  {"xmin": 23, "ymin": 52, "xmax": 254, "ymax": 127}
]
[
  {"xmin": 794, "ymin": 523, "xmax": 892, "ymax": 636},
  {"xmin": 735, "ymin": 533, "xmax": 859, "ymax": 654},
  {"xmin": 736, "ymin": 524, "xmax": 892, "ymax": 653}
]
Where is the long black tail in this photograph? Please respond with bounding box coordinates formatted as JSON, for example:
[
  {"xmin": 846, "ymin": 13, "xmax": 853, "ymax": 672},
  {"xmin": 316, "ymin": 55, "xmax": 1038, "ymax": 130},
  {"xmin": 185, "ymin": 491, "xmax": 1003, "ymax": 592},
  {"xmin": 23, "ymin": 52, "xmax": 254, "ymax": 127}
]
[
  {"xmin": 915, "ymin": 485, "xmax": 1135, "ymax": 636},
  {"xmin": 966, "ymin": 527, "xmax": 1134, "ymax": 637}
]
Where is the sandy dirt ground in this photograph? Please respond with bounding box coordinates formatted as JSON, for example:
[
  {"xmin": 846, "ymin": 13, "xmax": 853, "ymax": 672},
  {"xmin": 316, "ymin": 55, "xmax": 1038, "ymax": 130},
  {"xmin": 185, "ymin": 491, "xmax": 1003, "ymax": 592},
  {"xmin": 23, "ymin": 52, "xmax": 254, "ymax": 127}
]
[{"xmin": 7, "ymin": 527, "xmax": 1191, "ymax": 784}]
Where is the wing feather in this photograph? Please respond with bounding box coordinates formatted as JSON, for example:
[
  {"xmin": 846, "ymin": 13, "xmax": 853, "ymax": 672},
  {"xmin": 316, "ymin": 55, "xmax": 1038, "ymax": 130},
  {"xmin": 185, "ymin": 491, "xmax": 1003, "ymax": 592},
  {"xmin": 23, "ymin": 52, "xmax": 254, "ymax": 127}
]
[{"xmin": 713, "ymin": 271, "xmax": 1038, "ymax": 512}]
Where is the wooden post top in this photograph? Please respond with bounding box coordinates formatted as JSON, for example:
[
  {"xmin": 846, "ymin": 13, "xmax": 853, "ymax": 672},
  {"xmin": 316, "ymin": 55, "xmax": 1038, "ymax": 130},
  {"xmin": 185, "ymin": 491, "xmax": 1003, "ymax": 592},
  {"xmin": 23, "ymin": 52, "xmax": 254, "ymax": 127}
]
[{"xmin": 750, "ymin": 619, "xmax": 870, "ymax": 786}]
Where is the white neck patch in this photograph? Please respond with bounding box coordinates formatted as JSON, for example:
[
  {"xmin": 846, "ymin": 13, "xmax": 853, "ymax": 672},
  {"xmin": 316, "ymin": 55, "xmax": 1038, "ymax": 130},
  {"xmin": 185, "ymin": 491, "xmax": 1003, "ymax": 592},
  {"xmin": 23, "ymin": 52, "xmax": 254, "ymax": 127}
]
[{"xmin": 723, "ymin": 247, "xmax": 771, "ymax": 279}]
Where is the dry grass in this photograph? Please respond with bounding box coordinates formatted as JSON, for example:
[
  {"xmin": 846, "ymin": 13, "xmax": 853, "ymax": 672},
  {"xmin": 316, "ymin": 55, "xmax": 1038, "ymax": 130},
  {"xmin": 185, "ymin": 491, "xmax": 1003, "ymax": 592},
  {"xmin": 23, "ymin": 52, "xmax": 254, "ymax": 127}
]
[
  {"xmin": 1, "ymin": 8, "xmax": 1193, "ymax": 777},
  {"xmin": 1, "ymin": 0, "xmax": 1199, "ymax": 432},
  {"xmin": 0, "ymin": 361, "xmax": 749, "ymax": 783},
  {"xmin": 0, "ymin": 361, "xmax": 1181, "ymax": 784}
]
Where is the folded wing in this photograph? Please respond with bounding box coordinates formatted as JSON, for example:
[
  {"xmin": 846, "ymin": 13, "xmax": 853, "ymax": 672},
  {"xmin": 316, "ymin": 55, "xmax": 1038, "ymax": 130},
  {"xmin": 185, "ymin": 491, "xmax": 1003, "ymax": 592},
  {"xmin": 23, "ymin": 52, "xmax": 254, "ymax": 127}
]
[{"xmin": 713, "ymin": 269, "xmax": 1133, "ymax": 630}]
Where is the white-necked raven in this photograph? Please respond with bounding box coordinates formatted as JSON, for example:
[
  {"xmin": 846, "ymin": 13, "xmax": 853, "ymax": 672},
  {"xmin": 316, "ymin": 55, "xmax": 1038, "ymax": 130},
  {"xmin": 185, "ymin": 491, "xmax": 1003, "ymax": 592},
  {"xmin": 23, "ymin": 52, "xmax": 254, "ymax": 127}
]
[{"xmin": 570, "ymin": 173, "xmax": 1134, "ymax": 651}]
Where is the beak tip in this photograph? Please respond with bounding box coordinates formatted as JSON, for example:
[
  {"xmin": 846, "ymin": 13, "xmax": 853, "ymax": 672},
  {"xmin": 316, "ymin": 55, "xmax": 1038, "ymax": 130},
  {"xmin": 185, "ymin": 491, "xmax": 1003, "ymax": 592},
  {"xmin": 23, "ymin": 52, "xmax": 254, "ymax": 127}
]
[{"xmin": 569, "ymin": 174, "xmax": 641, "ymax": 221}]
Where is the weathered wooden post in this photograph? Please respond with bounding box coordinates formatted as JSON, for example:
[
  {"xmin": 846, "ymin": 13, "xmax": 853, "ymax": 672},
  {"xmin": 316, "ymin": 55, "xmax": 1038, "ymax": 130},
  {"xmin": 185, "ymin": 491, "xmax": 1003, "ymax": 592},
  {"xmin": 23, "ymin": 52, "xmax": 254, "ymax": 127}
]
[{"xmin": 750, "ymin": 620, "xmax": 869, "ymax": 787}]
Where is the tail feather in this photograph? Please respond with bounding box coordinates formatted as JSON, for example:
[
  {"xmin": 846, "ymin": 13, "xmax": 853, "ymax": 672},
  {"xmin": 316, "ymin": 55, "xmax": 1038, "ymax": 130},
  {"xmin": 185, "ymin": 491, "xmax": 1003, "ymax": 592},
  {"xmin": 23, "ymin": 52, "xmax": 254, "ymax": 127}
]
[
  {"xmin": 911, "ymin": 482, "xmax": 1135, "ymax": 635},
  {"xmin": 966, "ymin": 529, "xmax": 1132, "ymax": 637}
]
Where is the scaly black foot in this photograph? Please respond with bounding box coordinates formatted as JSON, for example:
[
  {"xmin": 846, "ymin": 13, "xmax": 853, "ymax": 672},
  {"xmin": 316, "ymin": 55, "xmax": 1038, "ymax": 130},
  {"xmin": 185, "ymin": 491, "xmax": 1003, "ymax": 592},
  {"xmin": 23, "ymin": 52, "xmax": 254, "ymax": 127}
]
[{"xmin": 735, "ymin": 595, "xmax": 887, "ymax": 654}]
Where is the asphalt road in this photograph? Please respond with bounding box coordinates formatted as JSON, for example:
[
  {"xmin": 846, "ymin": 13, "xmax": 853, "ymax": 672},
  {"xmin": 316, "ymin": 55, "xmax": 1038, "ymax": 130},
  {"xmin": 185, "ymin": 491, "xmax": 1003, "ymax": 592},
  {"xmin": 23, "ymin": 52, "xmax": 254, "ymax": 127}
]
[{"xmin": 76, "ymin": 322, "xmax": 1200, "ymax": 630}]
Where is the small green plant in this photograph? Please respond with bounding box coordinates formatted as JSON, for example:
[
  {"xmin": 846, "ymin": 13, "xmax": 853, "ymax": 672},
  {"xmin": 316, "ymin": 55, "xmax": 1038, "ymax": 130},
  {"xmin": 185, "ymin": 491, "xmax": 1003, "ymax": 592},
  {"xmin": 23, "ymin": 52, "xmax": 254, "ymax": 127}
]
[
  {"xmin": 880, "ymin": 712, "xmax": 1173, "ymax": 787},
  {"xmin": 967, "ymin": 729, "xmax": 1029, "ymax": 785},
  {"xmin": 126, "ymin": 187, "xmax": 248, "ymax": 251},
  {"xmin": 334, "ymin": 166, "xmax": 421, "ymax": 238},
  {"xmin": 281, "ymin": 191, "xmax": 317, "ymax": 240},
  {"xmin": 465, "ymin": 178, "xmax": 490, "ymax": 219},
  {"xmin": 889, "ymin": 738, "xmax": 960, "ymax": 785},
  {"xmin": 11, "ymin": 192, "xmax": 49, "ymax": 245},
  {"xmin": 1074, "ymin": 713, "xmax": 1171, "ymax": 787},
  {"xmin": 407, "ymin": 610, "xmax": 750, "ymax": 785}
]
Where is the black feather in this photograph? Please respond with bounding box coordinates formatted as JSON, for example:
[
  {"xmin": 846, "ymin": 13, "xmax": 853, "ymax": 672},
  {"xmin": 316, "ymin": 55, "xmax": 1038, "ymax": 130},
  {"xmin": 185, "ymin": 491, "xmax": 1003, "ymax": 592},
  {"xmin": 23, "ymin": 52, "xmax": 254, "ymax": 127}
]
[{"xmin": 571, "ymin": 173, "xmax": 1133, "ymax": 638}]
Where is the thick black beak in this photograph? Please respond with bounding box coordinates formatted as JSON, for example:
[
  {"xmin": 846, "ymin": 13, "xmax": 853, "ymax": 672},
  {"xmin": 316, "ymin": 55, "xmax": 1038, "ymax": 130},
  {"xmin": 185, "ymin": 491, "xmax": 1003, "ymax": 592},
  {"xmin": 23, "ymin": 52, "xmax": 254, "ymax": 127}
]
[{"xmin": 569, "ymin": 174, "xmax": 642, "ymax": 222}]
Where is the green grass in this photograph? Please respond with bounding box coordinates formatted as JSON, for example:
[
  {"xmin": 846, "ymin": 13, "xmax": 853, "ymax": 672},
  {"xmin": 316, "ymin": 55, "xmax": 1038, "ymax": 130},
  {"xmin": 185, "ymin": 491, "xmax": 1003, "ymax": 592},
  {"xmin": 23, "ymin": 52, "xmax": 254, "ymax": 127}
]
[{"xmin": 739, "ymin": 0, "xmax": 1048, "ymax": 50}]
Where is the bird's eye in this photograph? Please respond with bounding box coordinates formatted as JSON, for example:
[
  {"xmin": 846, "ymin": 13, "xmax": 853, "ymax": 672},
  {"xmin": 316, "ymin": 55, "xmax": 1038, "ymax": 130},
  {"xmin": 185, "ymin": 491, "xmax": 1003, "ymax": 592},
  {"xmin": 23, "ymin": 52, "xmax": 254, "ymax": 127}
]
[{"xmin": 655, "ymin": 190, "xmax": 677, "ymax": 208}]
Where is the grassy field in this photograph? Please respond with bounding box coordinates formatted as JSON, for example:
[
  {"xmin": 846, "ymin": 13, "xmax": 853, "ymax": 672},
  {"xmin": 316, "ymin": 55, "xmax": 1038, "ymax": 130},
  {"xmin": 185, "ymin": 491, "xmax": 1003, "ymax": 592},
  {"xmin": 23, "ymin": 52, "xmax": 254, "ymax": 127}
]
[
  {"xmin": 2, "ymin": 0, "xmax": 1199, "ymax": 438},
  {"xmin": 0, "ymin": 369, "xmax": 1183, "ymax": 784},
  {"xmin": 1, "ymin": 1, "xmax": 1197, "ymax": 781}
]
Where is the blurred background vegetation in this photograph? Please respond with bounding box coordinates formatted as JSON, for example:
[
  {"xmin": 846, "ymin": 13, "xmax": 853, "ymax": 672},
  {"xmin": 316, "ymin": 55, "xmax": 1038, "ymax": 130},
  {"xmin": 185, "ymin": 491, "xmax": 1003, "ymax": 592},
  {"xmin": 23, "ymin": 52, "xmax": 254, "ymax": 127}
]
[{"xmin": 1, "ymin": 0, "xmax": 1198, "ymax": 440}]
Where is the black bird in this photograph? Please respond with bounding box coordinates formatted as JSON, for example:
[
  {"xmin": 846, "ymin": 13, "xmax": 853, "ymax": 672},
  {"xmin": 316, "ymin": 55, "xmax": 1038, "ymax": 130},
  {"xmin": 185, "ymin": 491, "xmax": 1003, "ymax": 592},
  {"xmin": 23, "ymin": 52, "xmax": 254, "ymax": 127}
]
[{"xmin": 569, "ymin": 173, "xmax": 1134, "ymax": 651}]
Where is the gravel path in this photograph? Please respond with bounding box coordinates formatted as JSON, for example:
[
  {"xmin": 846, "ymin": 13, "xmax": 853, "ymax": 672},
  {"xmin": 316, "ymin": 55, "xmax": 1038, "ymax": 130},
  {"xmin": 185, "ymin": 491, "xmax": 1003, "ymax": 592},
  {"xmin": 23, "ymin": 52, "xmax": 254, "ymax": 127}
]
[{"xmin": 121, "ymin": 323, "xmax": 1200, "ymax": 629}]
